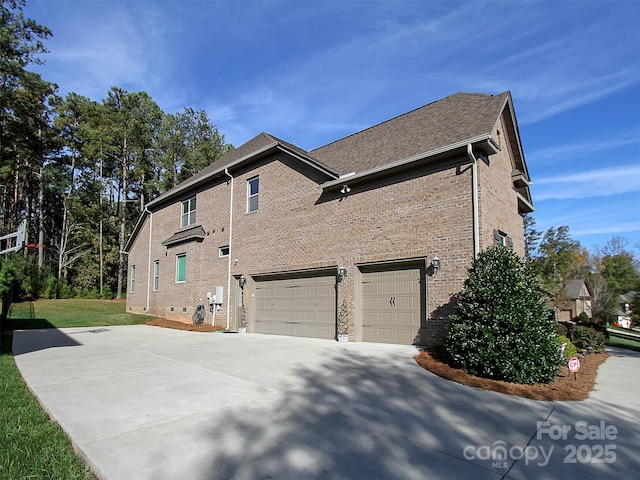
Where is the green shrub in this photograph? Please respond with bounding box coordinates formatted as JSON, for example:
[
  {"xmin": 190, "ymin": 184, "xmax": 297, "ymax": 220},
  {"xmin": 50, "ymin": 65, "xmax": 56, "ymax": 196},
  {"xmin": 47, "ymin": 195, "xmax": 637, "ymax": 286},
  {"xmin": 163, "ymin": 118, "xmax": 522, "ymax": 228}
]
[
  {"xmin": 42, "ymin": 274, "xmax": 58, "ymax": 299},
  {"xmin": 556, "ymin": 335, "xmax": 577, "ymax": 359},
  {"xmin": 556, "ymin": 323, "xmax": 568, "ymax": 336},
  {"xmin": 445, "ymin": 245, "xmax": 559, "ymax": 385},
  {"xmin": 577, "ymin": 312, "xmax": 590, "ymax": 324},
  {"xmin": 59, "ymin": 282, "xmax": 74, "ymax": 299},
  {"xmin": 571, "ymin": 326, "xmax": 606, "ymax": 353},
  {"xmin": 101, "ymin": 286, "xmax": 114, "ymax": 300}
]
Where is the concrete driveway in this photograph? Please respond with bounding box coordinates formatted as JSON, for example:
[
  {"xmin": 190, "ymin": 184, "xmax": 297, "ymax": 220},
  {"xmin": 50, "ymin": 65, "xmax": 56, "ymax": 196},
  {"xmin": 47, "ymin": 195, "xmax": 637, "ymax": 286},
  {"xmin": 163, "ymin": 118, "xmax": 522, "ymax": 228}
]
[{"xmin": 13, "ymin": 325, "xmax": 640, "ymax": 479}]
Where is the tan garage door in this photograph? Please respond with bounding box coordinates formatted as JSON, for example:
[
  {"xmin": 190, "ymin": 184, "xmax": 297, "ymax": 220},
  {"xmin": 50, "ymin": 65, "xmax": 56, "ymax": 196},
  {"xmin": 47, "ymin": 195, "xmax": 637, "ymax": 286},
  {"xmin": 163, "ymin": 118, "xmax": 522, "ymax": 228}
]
[
  {"xmin": 255, "ymin": 275, "xmax": 336, "ymax": 339},
  {"xmin": 557, "ymin": 310, "xmax": 573, "ymax": 322},
  {"xmin": 362, "ymin": 267, "xmax": 421, "ymax": 344}
]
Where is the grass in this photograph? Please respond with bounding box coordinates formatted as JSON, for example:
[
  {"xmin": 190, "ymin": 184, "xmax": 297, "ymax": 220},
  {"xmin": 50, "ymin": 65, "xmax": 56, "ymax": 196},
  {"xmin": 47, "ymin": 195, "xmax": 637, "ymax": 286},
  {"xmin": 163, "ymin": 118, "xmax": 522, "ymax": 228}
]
[
  {"xmin": 7, "ymin": 298, "xmax": 149, "ymax": 329},
  {"xmin": 607, "ymin": 333, "xmax": 640, "ymax": 352},
  {"xmin": 1, "ymin": 298, "xmax": 149, "ymax": 480}
]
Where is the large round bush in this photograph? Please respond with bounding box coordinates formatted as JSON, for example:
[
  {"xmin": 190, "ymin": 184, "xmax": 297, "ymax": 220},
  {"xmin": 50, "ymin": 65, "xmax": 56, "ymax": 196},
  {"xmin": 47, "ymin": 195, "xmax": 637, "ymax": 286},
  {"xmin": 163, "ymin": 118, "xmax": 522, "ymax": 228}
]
[{"xmin": 445, "ymin": 245, "xmax": 558, "ymax": 385}]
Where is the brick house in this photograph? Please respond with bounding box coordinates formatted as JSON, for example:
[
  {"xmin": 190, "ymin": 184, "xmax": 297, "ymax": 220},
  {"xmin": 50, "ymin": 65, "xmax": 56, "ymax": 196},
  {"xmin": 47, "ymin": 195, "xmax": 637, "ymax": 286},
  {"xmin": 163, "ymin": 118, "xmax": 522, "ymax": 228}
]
[
  {"xmin": 124, "ymin": 91, "xmax": 533, "ymax": 345},
  {"xmin": 552, "ymin": 279, "xmax": 593, "ymax": 322}
]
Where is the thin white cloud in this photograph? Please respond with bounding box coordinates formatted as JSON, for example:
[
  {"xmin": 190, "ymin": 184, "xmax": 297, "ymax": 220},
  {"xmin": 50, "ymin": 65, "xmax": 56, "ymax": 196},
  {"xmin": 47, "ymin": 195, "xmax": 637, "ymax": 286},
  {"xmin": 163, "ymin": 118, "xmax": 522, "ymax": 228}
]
[
  {"xmin": 28, "ymin": 0, "xmax": 176, "ymax": 102},
  {"xmin": 528, "ymin": 134, "xmax": 640, "ymax": 165},
  {"xmin": 532, "ymin": 194, "xmax": 640, "ymax": 250},
  {"xmin": 571, "ymin": 221, "xmax": 640, "ymax": 237},
  {"xmin": 533, "ymin": 164, "xmax": 640, "ymax": 200}
]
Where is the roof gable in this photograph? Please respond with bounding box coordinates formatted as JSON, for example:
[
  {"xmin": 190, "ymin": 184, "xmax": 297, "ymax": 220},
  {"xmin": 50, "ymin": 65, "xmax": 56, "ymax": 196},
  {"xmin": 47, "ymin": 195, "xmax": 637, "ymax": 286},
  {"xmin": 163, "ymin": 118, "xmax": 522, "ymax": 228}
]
[
  {"xmin": 565, "ymin": 279, "xmax": 591, "ymax": 299},
  {"xmin": 147, "ymin": 132, "xmax": 337, "ymax": 209}
]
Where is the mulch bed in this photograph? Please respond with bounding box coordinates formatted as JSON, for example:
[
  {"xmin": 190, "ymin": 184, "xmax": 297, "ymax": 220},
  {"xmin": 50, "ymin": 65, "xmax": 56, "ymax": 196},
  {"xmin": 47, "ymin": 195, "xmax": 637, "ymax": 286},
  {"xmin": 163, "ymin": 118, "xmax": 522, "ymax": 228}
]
[
  {"xmin": 414, "ymin": 349, "xmax": 608, "ymax": 401},
  {"xmin": 145, "ymin": 318, "xmax": 225, "ymax": 332}
]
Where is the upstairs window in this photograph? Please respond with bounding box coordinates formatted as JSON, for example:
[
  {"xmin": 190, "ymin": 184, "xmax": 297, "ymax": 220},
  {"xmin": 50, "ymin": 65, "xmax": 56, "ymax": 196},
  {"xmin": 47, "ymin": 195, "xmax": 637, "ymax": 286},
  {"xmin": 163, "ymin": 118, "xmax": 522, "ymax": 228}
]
[
  {"xmin": 181, "ymin": 197, "xmax": 197, "ymax": 228},
  {"xmin": 247, "ymin": 176, "xmax": 259, "ymax": 213}
]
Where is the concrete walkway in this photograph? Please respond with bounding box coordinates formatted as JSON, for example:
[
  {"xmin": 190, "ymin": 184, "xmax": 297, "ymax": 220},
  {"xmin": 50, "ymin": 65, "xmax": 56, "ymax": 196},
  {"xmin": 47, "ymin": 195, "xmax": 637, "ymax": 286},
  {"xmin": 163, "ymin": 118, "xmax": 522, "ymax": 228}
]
[{"xmin": 13, "ymin": 326, "xmax": 640, "ymax": 479}]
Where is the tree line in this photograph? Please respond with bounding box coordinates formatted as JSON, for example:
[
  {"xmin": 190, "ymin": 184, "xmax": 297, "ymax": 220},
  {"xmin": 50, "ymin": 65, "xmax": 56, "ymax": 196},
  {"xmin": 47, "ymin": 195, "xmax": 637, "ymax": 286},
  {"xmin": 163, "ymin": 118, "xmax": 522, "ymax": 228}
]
[
  {"xmin": 0, "ymin": 0, "xmax": 233, "ymax": 300},
  {"xmin": 525, "ymin": 217, "xmax": 640, "ymax": 325}
]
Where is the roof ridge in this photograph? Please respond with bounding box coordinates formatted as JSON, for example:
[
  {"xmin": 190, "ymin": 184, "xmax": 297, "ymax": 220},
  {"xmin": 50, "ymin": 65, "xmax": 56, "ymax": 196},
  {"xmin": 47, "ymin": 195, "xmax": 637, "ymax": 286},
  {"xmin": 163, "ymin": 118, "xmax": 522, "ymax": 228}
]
[{"xmin": 311, "ymin": 91, "xmax": 504, "ymax": 153}]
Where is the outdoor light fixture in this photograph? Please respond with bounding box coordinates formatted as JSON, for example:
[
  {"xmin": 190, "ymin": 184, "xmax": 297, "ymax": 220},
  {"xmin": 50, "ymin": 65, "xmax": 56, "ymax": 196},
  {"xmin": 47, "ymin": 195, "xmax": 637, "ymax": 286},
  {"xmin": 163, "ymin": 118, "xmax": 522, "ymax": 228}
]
[
  {"xmin": 239, "ymin": 274, "xmax": 247, "ymax": 289},
  {"xmin": 432, "ymin": 257, "xmax": 441, "ymax": 272},
  {"xmin": 337, "ymin": 267, "xmax": 348, "ymax": 282},
  {"xmin": 340, "ymin": 185, "xmax": 351, "ymax": 194}
]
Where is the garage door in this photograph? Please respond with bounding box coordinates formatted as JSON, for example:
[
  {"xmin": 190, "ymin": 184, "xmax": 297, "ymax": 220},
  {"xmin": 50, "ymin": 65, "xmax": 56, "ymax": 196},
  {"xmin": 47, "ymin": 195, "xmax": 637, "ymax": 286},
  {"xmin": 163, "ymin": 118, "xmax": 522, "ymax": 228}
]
[
  {"xmin": 362, "ymin": 267, "xmax": 422, "ymax": 344},
  {"xmin": 255, "ymin": 275, "xmax": 336, "ymax": 339},
  {"xmin": 557, "ymin": 310, "xmax": 573, "ymax": 322}
]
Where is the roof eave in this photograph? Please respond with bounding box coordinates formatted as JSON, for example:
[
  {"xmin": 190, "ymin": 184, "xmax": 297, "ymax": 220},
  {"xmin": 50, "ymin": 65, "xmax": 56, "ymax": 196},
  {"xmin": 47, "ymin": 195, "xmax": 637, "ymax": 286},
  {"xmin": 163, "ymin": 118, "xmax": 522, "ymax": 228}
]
[
  {"xmin": 147, "ymin": 143, "xmax": 338, "ymax": 210},
  {"xmin": 517, "ymin": 192, "xmax": 535, "ymax": 214},
  {"xmin": 147, "ymin": 142, "xmax": 280, "ymax": 209},
  {"xmin": 123, "ymin": 209, "xmax": 149, "ymax": 253},
  {"xmin": 320, "ymin": 135, "xmax": 498, "ymax": 190}
]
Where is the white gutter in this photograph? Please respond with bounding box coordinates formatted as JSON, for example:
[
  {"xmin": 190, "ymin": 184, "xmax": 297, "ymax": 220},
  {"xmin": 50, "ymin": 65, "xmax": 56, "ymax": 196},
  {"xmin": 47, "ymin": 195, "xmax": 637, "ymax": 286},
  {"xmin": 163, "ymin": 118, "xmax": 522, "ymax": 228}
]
[
  {"xmin": 467, "ymin": 144, "xmax": 480, "ymax": 259},
  {"xmin": 224, "ymin": 168, "xmax": 233, "ymax": 330},
  {"xmin": 144, "ymin": 207, "xmax": 153, "ymax": 312},
  {"xmin": 320, "ymin": 135, "xmax": 498, "ymax": 190}
]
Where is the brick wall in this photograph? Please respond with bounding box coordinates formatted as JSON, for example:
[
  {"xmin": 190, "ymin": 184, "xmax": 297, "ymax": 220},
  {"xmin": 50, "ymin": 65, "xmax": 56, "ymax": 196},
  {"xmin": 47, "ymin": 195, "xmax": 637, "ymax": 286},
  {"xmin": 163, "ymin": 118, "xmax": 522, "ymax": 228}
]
[{"xmin": 127, "ymin": 141, "xmax": 523, "ymax": 343}]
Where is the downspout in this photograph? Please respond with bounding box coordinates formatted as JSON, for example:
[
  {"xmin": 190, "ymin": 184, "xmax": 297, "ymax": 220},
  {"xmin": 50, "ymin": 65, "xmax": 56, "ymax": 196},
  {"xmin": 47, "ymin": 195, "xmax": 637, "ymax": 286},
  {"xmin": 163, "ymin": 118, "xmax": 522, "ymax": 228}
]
[
  {"xmin": 467, "ymin": 144, "xmax": 480, "ymax": 258},
  {"xmin": 224, "ymin": 168, "xmax": 233, "ymax": 330},
  {"xmin": 145, "ymin": 207, "xmax": 153, "ymax": 313}
]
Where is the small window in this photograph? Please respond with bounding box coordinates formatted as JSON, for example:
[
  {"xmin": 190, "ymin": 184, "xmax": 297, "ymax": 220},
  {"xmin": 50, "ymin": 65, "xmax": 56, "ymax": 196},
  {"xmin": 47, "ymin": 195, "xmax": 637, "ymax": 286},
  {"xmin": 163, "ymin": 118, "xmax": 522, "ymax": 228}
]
[
  {"xmin": 247, "ymin": 176, "xmax": 259, "ymax": 212},
  {"xmin": 219, "ymin": 245, "xmax": 230, "ymax": 257},
  {"xmin": 176, "ymin": 254, "xmax": 186, "ymax": 283},
  {"xmin": 181, "ymin": 197, "xmax": 197, "ymax": 228},
  {"xmin": 153, "ymin": 260, "xmax": 160, "ymax": 291},
  {"xmin": 493, "ymin": 229, "xmax": 513, "ymax": 249},
  {"xmin": 130, "ymin": 265, "xmax": 136, "ymax": 293}
]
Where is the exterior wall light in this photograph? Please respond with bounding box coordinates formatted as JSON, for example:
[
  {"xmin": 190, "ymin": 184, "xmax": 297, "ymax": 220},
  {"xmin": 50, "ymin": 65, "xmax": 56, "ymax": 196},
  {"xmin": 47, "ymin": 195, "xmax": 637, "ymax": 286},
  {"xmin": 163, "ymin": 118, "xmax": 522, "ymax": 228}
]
[
  {"xmin": 432, "ymin": 257, "xmax": 441, "ymax": 272},
  {"xmin": 239, "ymin": 274, "xmax": 247, "ymax": 289},
  {"xmin": 337, "ymin": 267, "xmax": 348, "ymax": 283},
  {"xmin": 340, "ymin": 185, "xmax": 351, "ymax": 194}
]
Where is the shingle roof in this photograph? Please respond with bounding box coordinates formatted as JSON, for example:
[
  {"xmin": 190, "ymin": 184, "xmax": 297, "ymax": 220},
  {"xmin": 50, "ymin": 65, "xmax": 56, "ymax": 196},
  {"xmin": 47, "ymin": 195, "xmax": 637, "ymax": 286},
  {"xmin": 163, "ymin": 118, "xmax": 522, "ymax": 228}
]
[
  {"xmin": 161, "ymin": 224, "xmax": 206, "ymax": 247},
  {"xmin": 147, "ymin": 132, "xmax": 338, "ymax": 209},
  {"xmin": 147, "ymin": 91, "xmax": 524, "ymax": 210},
  {"xmin": 565, "ymin": 279, "xmax": 590, "ymax": 299},
  {"xmin": 310, "ymin": 92, "xmax": 510, "ymax": 175}
]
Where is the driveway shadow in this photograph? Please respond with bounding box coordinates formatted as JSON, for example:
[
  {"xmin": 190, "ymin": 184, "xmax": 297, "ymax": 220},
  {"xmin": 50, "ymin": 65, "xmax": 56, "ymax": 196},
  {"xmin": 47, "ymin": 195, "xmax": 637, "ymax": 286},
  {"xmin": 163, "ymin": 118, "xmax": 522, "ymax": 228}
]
[
  {"xmin": 10, "ymin": 319, "xmax": 83, "ymax": 355},
  {"xmin": 191, "ymin": 348, "xmax": 553, "ymax": 479}
]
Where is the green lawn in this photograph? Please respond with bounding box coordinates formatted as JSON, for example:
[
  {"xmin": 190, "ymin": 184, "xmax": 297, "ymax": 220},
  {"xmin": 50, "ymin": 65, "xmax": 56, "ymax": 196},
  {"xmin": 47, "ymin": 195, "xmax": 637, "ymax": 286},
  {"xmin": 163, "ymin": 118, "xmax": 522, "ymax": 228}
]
[
  {"xmin": 1, "ymin": 299, "xmax": 149, "ymax": 480},
  {"xmin": 606, "ymin": 326, "xmax": 640, "ymax": 353}
]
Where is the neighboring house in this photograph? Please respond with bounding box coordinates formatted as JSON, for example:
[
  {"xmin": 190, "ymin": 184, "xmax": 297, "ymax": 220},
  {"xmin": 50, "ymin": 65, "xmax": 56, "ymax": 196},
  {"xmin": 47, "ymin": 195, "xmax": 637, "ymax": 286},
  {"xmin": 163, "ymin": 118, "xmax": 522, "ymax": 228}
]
[
  {"xmin": 616, "ymin": 291, "xmax": 635, "ymax": 328},
  {"xmin": 552, "ymin": 279, "xmax": 593, "ymax": 322},
  {"xmin": 124, "ymin": 91, "xmax": 533, "ymax": 346}
]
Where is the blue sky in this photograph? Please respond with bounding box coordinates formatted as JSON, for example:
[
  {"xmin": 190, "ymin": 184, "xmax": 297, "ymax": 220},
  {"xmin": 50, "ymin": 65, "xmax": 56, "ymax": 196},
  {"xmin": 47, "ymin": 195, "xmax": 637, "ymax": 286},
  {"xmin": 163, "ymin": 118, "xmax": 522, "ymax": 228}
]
[{"xmin": 24, "ymin": 0, "xmax": 640, "ymax": 254}]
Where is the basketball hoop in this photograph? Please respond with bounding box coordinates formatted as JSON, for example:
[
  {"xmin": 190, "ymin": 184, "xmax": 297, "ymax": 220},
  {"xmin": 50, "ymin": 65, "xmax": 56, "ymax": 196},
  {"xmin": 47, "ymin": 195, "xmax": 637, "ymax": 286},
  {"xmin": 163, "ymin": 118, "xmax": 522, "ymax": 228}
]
[{"xmin": 0, "ymin": 219, "xmax": 27, "ymax": 255}]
